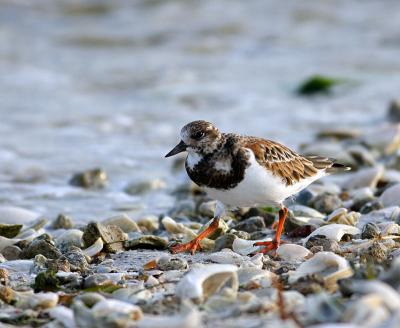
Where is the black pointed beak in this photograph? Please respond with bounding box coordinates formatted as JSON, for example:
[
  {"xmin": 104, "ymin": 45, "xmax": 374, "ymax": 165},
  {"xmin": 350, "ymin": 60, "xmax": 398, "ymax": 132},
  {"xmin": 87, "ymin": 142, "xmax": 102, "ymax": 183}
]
[{"xmin": 165, "ymin": 140, "xmax": 187, "ymax": 157}]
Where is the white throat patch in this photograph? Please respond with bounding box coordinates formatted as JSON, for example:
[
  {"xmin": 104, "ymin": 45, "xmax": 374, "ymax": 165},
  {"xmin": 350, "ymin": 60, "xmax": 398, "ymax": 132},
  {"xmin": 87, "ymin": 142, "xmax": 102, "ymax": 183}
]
[{"xmin": 186, "ymin": 151, "xmax": 203, "ymax": 169}]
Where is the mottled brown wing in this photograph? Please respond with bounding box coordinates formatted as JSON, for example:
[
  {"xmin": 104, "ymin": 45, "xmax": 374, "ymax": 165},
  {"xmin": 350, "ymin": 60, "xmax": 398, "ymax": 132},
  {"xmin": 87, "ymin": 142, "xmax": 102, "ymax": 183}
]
[{"xmin": 243, "ymin": 138, "xmax": 324, "ymax": 186}]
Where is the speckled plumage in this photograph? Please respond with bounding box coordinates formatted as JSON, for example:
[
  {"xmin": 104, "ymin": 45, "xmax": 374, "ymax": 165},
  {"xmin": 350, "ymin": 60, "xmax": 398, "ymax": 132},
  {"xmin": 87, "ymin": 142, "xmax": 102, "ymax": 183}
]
[{"xmin": 165, "ymin": 120, "xmax": 350, "ymax": 254}]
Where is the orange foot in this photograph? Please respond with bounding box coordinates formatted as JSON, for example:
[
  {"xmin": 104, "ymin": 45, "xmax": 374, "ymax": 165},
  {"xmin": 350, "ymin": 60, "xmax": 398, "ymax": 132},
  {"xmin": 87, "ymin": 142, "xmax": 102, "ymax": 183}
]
[
  {"xmin": 253, "ymin": 240, "xmax": 280, "ymax": 254},
  {"xmin": 170, "ymin": 239, "xmax": 202, "ymax": 255}
]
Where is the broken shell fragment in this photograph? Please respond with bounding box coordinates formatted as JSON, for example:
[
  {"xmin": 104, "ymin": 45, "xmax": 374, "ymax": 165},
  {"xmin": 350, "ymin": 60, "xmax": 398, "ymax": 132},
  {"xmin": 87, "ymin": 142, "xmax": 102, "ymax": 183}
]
[
  {"xmin": 289, "ymin": 252, "xmax": 353, "ymax": 291},
  {"xmin": 276, "ymin": 244, "xmax": 312, "ymax": 261},
  {"xmin": 232, "ymin": 237, "xmax": 272, "ymax": 256},
  {"xmin": 304, "ymin": 224, "xmax": 360, "ymax": 245},
  {"xmin": 175, "ymin": 264, "xmax": 238, "ymax": 302},
  {"xmin": 83, "ymin": 238, "xmax": 103, "ymax": 257}
]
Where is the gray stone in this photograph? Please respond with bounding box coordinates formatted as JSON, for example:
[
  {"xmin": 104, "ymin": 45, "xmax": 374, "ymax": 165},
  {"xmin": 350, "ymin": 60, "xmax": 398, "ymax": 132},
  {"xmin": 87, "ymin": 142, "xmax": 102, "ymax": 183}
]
[
  {"xmin": 51, "ymin": 214, "xmax": 74, "ymax": 229},
  {"xmin": 309, "ymin": 193, "xmax": 342, "ymax": 214},
  {"xmin": 361, "ymin": 222, "xmax": 381, "ymax": 239},
  {"xmin": 214, "ymin": 233, "xmax": 237, "ymax": 251},
  {"xmin": 82, "ymin": 222, "xmax": 127, "ymax": 253},
  {"xmin": 233, "ymin": 216, "xmax": 266, "ymax": 233},
  {"xmin": 2, "ymin": 245, "xmax": 22, "ymax": 260},
  {"xmin": 84, "ymin": 274, "xmax": 114, "ymax": 289},
  {"xmin": 157, "ymin": 256, "xmax": 188, "ymax": 271},
  {"xmin": 359, "ymin": 199, "xmax": 384, "ymax": 214},
  {"xmin": 305, "ymin": 235, "xmax": 341, "ymax": 253},
  {"xmin": 21, "ymin": 235, "xmax": 62, "ymax": 260},
  {"xmin": 388, "ymin": 99, "xmax": 400, "ymax": 122},
  {"xmin": 124, "ymin": 235, "xmax": 167, "ymax": 250},
  {"xmin": 62, "ymin": 246, "xmax": 89, "ymax": 272},
  {"xmin": 69, "ymin": 168, "xmax": 107, "ymax": 189}
]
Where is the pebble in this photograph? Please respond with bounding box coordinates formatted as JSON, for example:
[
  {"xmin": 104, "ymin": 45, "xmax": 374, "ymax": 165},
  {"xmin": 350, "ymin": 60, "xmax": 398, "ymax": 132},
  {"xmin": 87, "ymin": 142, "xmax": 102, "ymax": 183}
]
[
  {"xmin": 62, "ymin": 246, "xmax": 89, "ymax": 272},
  {"xmin": 387, "ymin": 99, "xmax": 400, "ymax": 122},
  {"xmin": 21, "ymin": 235, "xmax": 62, "ymax": 259},
  {"xmin": 102, "ymin": 214, "xmax": 141, "ymax": 233},
  {"xmin": 51, "ymin": 214, "xmax": 74, "ymax": 229},
  {"xmin": 233, "ymin": 216, "xmax": 266, "ymax": 233},
  {"xmin": 124, "ymin": 235, "xmax": 168, "ymax": 250},
  {"xmin": 379, "ymin": 183, "xmax": 400, "ymax": 207},
  {"xmin": 344, "ymin": 166, "xmax": 384, "ymax": 190},
  {"xmin": 84, "ymin": 274, "xmax": 115, "ymax": 289},
  {"xmin": 0, "ymin": 285, "xmax": 16, "ymax": 304},
  {"xmin": 157, "ymin": 256, "xmax": 188, "ymax": 271},
  {"xmin": 214, "ymin": 233, "xmax": 238, "ymax": 251},
  {"xmin": 2, "ymin": 245, "xmax": 22, "ymax": 260},
  {"xmin": 56, "ymin": 229, "xmax": 84, "ymax": 251},
  {"xmin": 305, "ymin": 236, "xmax": 341, "ymax": 253},
  {"xmin": 309, "ymin": 193, "xmax": 342, "ymax": 214},
  {"xmin": 198, "ymin": 200, "xmax": 218, "ymax": 217},
  {"xmin": 82, "ymin": 222, "xmax": 127, "ymax": 253},
  {"xmin": 69, "ymin": 168, "xmax": 108, "ymax": 189},
  {"xmin": 28, "ymin": 292, "xmax": 59, "ymax": 309},
  {"xmin": 124, "ymin": 178, "xmax": 166, "ymax": 195},
  {"xmin": 361, "ymin": 222, "xmax": 381, "ymax": 239}
]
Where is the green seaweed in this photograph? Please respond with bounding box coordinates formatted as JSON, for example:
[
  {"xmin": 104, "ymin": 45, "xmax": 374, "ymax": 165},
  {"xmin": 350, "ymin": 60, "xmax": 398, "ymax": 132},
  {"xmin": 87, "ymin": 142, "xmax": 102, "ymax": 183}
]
[
  {"xmin": 32, "ymin": 270, "xmax": 60, "ymax": 292},
  {"xmin": 297, "ymin": 75, "xmax": 342, "ymax": 96}
]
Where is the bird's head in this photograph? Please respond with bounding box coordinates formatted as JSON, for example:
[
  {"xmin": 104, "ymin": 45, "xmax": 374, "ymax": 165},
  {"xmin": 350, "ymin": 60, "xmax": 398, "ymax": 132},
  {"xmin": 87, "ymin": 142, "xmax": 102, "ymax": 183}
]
[{"xmin": 165, "ymin": 120, "xmax": 222, "ymax": 157}]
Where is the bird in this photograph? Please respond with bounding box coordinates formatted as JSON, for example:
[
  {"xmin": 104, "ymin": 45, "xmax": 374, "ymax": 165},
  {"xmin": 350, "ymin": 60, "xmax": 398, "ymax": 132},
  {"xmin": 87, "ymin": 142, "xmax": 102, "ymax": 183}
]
[{"xmin": 165, "ymin": 120, "xmax": 350, "ymax": 255}]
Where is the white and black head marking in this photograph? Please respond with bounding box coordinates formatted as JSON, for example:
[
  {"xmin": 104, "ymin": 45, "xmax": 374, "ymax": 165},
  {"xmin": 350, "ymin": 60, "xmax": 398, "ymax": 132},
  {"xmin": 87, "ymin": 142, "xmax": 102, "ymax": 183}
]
[{"xmin": 180, "ymin": 120, "xmax": 221, "ymax": 154}]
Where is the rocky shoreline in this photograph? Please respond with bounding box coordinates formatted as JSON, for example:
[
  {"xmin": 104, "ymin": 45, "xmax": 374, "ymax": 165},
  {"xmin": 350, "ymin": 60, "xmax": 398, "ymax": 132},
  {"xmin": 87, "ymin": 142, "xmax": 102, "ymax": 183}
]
[{"xmin": 2, "ymin": 105, "xmax": 400, "ymax": 327}]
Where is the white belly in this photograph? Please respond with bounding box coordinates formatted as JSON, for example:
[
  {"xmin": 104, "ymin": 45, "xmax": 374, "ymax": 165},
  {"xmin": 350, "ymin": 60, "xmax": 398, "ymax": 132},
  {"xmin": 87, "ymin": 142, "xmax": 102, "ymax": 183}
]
[{"xmin": 204, "ymin": 150, "xmax": 325, "ymax": 207}]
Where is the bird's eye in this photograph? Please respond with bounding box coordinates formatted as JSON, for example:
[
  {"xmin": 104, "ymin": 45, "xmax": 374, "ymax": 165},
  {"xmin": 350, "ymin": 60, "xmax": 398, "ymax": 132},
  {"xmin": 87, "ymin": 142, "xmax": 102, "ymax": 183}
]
[{"xmin": 192, "ymin": 131, "xmax": 205, "ymax": 140}]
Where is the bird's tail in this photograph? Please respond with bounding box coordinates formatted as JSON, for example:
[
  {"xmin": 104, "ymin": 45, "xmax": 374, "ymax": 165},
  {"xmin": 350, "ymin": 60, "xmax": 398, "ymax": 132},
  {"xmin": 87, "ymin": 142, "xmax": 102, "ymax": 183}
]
[{"xmin": 306, "ymin": 156, "xmax": 351, "ymax": 173}]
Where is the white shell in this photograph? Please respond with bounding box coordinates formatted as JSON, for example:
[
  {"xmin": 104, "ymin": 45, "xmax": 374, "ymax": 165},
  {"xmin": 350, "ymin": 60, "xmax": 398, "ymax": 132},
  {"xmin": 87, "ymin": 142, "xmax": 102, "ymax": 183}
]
[
  {"xmin": 326, "ymin": 208, "xmax": 360, "ymax": 226},
  {"xmin": 237, "ymin": 267, "xmax": 275, "ymax": 289},
  {"xmin": 48, "ymin": 306, "xmax": 76, "ymax": 328},
  {"xmin": 137, "ymin": 305, "xmax": 200, "ymax": 328},
  {"xmin": 276, "ymin": 244, "xmax": 312, "ymax": 262},
  {"xmin": 175, "ymin": 264, "xmax": 238, "ymax": 301},
  {"xmin": 207, "ymin": 250, "xmax": 262, "ymax": 269},
  {"xmin": 303, "ymin": 224, "xmax": 360, "ymax": 245},
  {"xmin": 288, "ymin": 252, "xmax": 353, "ymax": 288},
  {"xmin": 91, "ymin": 299, "xmax": 143, "ymax": 321},
  {"xmin": 232, "ymin": 237, "xmax": 272, "ymax": 256},
  {"xmin": 83, "ymin": 238, "xmax": 103, "ymax": 257},
  {"xmin": 0, "ymin": 236, "xmax": 19, "ymax": 252}
]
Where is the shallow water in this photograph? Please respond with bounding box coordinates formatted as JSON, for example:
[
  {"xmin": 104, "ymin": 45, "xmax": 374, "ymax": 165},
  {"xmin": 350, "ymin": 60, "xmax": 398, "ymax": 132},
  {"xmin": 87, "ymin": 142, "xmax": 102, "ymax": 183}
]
[{"xmin": 0, "ymin": 0, "xmax": 399, "ymax": 222}]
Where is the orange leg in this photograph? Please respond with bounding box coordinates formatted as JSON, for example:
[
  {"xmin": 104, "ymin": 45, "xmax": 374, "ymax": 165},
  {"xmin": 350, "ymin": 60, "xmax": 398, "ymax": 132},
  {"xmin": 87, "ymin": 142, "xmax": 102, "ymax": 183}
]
[
  {"xmin": 170, "ymin": 218, "xmax": 220, "ymax": 255},
  {"xmin": 254, "ymin": 207, "xmax": 288, "ymax": 254}
]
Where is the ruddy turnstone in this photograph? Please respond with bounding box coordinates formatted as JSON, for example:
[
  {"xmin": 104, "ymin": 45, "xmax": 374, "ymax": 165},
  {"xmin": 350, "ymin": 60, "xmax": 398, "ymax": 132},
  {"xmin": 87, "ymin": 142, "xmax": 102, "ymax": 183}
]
[{"xmin": 165, "ymin": 120, "xmax": 350, "ymax": 254}]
